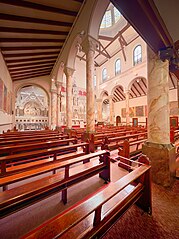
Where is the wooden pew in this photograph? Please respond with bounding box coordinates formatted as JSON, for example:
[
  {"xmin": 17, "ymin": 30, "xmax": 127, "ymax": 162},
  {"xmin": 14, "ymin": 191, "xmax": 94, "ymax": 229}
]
[
  {"xmin": 0, "ymin": 150, "xmax": 110, "ymax": 218},
  {"xmin": 22, "ymin": 155, "xmax": 151, "ymax": 239},
  {"xmin": 0, "ymin": 134, "xmax": 69, "ymax": 147},
  {"xmin": 100, "ymin": 132, "xmax": 147, "ymax": 152},
  {"xmin": 88, "ymin": 130, "xmax": 147, "ymax": 152},
  {"xmin": 0, "ymin": 137, "xmax": 77, "ymax": 156},
  {"xmin": 0, "ymin": 142, "xmax": 89, "ymax": 179},
  {"xmin": 0, "ymin": 132, "xmax": 62, "ymax": 141},
  {"xmin": 116, "ymin": 139, "xmax": 146, "ymax": 170}
]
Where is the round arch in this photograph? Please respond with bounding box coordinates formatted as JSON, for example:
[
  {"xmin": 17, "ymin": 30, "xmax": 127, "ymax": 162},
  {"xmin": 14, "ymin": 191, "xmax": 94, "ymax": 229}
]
[
  {"xmin": 100, "ymin": 90, "xmax": 109, "ymax": 99},
  {"xmin": 128, "ymin": 77, "xmax": 147, "ymax": 90},
  {"xmin": 111, "ymin": 84, "xmax": 125, "ymax": 102},
  {"xmin": 15, "ymin": 82, "xmax": 50, "ymax": 103},
  {"xmin": 128, "ymin": 77, "xmax": 147, "ymax": 99},
  {"xmin": 88, "ymin": 0, "xmax": 110, "ymax": 39},
  {"xmin": 66, "ymin": 34, "xmax": 83, "ymax": 70}
]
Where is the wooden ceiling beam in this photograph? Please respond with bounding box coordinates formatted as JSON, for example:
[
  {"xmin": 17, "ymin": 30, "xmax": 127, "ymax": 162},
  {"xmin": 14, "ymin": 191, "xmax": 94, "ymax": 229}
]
[
  {"xmin": 1, "ymin": 46, "xmax": 61, "ymax": 51},
  {"xmin": 9, "ymin": 63, "xmax": 54, "ymax": 71},
  {"xmin": 6, "ymin": 56, "xmax": 56, "ymax": 63},
  {"xmin": 7, "ymin": 60, "xmax": 56, "ymax": 68},
  {"xmin": 0, "ymin": 0, "xmax": 78, "ymax": 16},
  {"xmin": 0, "ymin": 27, "xmax": 69, "ymax": 35},
  {"xmin": 132, "ymin": 83, "xmax": 141, "ymax": 96},
  {"xmin": 141, "ymin": 78, "xmax": 147, "ymax": 88},
  {"xmin": 12, "ymin": 73, "xmax": 50, "ymax": 81},
  {"xmin": 118, "ymin": 37, "xmax": 126, "ymax": 62},
  {"xmin": 9, "ymin": 64, "xmax": 54, "ymax": 73},
  {"xmin": 9, "ymin": 66, "xmax": 52, "ymax": 74},
  {"xmin": 98, "ymin": 35, "xmax": 114, "ymax": 41},
  {"xmin": 130, "ymin": 88, "xmax": 138, "ymax": 98},
  {"xmin": 113, "ymin": 92, "xmax": 122, "ymax": 101},
  {"xmin": 3, "ymin": 51, "xmax": 59, "ymax": 58},
  {"xmin": 11, "ymin": 69, "xmax": 51, "ymax": 77},
  {"xmin": 137, "ymin": 81, "xmax": 146, "ymax": 95},
  {"xmin": 0, "ymin": 13, "xmax": 73, "ymax": 27},
  {"xmin": 0, "ymin": 38, "xmax": 64, "ymax": 43}
]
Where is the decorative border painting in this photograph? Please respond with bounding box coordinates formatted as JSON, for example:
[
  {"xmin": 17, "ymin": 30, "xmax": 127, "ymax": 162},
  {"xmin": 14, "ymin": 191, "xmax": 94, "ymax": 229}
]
[
  {"xmin": 0, "ymin": 78, "xmax": 3, "ymax": 110},
  {"xmin": 3, "ymin": 84, "xmax": 7, "ymax": 112}
]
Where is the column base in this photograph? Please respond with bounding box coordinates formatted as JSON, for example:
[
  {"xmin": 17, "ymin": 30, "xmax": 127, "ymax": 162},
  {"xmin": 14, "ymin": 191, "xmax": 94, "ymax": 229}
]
[{"xmin": 142, "ymin": 142, "xmax": 176, "ymax": 187}]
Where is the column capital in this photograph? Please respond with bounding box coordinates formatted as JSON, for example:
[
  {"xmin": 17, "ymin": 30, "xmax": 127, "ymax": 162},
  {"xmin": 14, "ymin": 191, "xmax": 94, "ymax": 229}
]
[
  {"xmin": 96, "ymin": 98, "xmax": 102, "ymax": 103},
  {"xmin": 124, "ymin": 89, "xmax": 131, "ymax": 94},
  {"xmin": 64, "ymin": 67, "xmax": 75, "ymax": 77},
  {"xmin": 81, "ymin": 36, "xmax": 98, "ymax": 54},
  {"xmin": 109, "ymin": 95, "xmax": 114, "ymax": 100},
  {"xmin": 56, "ymin": 81, "xmax": 62, "ymax": 87},
  {"xmin": 51, "ymin": 89, "xmax": 57, "ymax": 94}
]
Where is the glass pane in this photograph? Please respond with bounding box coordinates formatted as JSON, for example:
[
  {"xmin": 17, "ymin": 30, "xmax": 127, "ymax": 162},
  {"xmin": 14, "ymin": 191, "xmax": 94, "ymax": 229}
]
[{"xmin": 114, "ymin": 7, "xmax": 121, "ymax": 22}]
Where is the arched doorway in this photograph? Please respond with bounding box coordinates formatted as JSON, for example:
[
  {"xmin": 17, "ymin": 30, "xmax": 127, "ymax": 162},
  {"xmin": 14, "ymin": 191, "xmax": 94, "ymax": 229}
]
[
  {"xmin": 15, "ymin": 85, "xmax": 49, "ymax": 130},
  {"xmin": 116, "ymin": 116, "xmax": 121, "ymax": 126}
]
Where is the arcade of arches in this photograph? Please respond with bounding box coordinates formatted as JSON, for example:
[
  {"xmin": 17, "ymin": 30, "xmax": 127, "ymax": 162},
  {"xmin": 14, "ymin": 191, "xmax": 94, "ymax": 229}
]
[{"xmin": 0, "ymin": 1, "xmax": 178, "ymax": 192}]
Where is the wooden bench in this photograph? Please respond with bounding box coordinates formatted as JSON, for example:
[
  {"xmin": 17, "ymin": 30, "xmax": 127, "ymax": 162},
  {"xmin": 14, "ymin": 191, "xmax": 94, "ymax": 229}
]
[
  {"xmin": 0, "ymin": 134, "xmax": 69, "ymax": 147},
  {"xmin": 22, "ymin": 155, "xmax": 151, "ymax": 239},
  {"xmin": 0, "ymin": 150, "xmax": 110, "ymax": 218},
  {"xmin": 0, "ymin": 137, "xmax": 77, "ymax": 156},
  {"xmin": 0, "ymin": 132, "xmax": 63, "ymax": 141},
  {"xmin": 0, "ymin": 142, "xmax": 89, "ymax": 178},
  {"xmin": 88, "ymin": 130, "xmax": 147, "ymax": 152},
  {"xmin": 101, "ymin": 132, "xmax": 147, "ymax": 152}
]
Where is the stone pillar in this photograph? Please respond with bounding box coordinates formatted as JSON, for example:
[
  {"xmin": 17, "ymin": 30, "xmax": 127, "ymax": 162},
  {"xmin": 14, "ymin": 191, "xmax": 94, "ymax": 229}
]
[
  {"xmin": 142, "ymin": 47, "xmax": 176, "ymax": 187},
  {"xmin": 64, "ymin": 67, "xmax": 75, "ymax": 129},
  {"xmin": 56, "ymin": 81, "xmax": 62, "ymax": 127},
  {"xmin": 51, "ymin": 89, "xmax": 57, "ymax": 129},
  {"xmin": 124, "ymin": 89, "xmax": 130, "ymax": 125},
  {"xmin": 82, "ymin": 37, "xmax": 97, "ymax": 132},
  {"xmin": 109, "ymin": 95, "xmax": 114, "ymax": 125},
  {"xmin": 96, "ymin": 98, "xmax": 102, "ymax": 122}
]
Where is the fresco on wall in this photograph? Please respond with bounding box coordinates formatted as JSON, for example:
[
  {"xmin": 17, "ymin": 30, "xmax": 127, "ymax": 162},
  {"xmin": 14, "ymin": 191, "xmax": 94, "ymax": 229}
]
[
  {"xmin": 136, "ymin": 106, "xmax": 144, "ymax": 117},
  {"xmin": 144, "ymin": 105, "xmax": 147, "ymax": 117},
  {"xmin": 0, "ymin": 78, "xmax": 3, "ymax": 110},
  {"xmin": 122, "ymin": 105, "xmax": 147, "ymax": 118},
  {"xmin": 170, "ymin": 101, "xmax": 179, "ymax": 115},
  {"xmin": 129, "ymin": 107, "xmax": 135, "ymax": 117},
  {"xmin": 121, "ymin": 108, "xmax": 126, "ymax": 118},
  {"xmin": 3, "ymin": 84, "xmax": 7, "ymax": 112}
]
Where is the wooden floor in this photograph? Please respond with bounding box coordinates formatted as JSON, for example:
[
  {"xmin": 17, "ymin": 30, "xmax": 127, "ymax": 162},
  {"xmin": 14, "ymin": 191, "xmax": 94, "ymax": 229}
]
[{"xmin": 0, "ymin": 150, "xmax": 129, "ymax": 239}]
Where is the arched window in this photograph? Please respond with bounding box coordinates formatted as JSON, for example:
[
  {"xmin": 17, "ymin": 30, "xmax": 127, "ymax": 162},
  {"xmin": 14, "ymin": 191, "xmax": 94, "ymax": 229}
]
[
  {"xmin": 115, "ymin": 59, "xmax": 121, "ymax": 75},
  {"xmin": 102, "ymin": 68, "xmax": 107, "ymax": 82},
  {"xmin": 93, "ymin": 75, "xmax": 97, "ymax": 88},
  {"xmin": 133, "ymin": 45, "xmax": 142, "ymax": 66}
]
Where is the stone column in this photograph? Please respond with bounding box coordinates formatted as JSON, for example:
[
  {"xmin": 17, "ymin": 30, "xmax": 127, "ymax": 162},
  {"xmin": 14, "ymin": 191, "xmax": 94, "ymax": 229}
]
[
  {"xmin": 124, "ymin": 89, "xmax": 130, "ymax": 125},
  {"xmin": 51, "ymin": 89, "xmax": 57, "ymax": 129},
  {"xmin": 142, "ymin": 47, "xmax": 175, "ymax": 187},
  {"xmin": 64, "ymin": 67, "xmax": 75, "ymax": 129},
  {"xmin": 96, "ymin": 98, "xmax": 102, "ymax": 122},
  {"xmin": 56, "ymin": 81, "xmax": 62, "ymax": 127},
  {"xmin": 82, "ymin": 37, "xmax": 97, "ymax": 132},
  {"xmin": 109, "ymin": 95, "xmax": 114, "ymax": 125}
]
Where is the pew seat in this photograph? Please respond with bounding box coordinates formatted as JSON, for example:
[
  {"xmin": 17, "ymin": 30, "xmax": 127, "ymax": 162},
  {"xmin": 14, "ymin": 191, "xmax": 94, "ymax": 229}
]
[
  {"xmin": 0, "ymin": 142, "xmax": 89, "ymax": 176},
  {"xmin": 0, "ymin": 150, "xmax": 110, "ymax": 218},
  {"xmin": 22, "ymin": 156, "xmax": 151, "ymax": 239}
]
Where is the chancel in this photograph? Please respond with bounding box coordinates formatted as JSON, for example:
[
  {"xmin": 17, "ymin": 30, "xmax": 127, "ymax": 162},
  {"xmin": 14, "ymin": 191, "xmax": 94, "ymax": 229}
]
[{"xmin": 0, "ymin": 0, "xmax": 178, "ymax": 239}]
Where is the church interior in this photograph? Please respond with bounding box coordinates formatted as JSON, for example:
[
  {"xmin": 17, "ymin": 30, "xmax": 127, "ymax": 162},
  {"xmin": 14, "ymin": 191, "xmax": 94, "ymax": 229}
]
[{"xmin": 0, "ymin": 0, "xmax": 179, "ymax": 238}]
